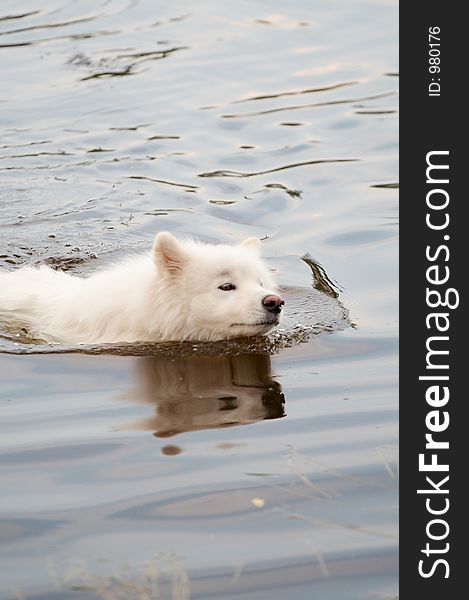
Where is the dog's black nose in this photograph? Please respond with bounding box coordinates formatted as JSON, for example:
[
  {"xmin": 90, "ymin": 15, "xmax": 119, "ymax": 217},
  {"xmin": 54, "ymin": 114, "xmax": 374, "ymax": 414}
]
[{"xmin": 262, "ymin": 294, "xmax": 285, "ymax": 314}]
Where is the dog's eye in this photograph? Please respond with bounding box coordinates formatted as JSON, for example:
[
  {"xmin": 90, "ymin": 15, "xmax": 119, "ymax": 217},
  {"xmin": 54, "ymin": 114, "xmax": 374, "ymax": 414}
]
[{"xmin": 218, "ymin": 283, "xmax": 236, "ymax": 291}]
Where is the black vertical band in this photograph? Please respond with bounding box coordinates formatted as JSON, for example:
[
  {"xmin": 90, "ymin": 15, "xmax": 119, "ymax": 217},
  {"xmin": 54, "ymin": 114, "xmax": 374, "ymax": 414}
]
[{"xmin": 400, "ymin": 3, "xmax": 464, "ymax": 596}]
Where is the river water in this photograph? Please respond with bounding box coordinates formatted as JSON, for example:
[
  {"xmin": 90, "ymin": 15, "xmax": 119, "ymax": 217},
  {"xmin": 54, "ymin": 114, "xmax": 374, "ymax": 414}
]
[{"xmin": 0, "ymin": 1, "xmax": 398, "ymax": 598}]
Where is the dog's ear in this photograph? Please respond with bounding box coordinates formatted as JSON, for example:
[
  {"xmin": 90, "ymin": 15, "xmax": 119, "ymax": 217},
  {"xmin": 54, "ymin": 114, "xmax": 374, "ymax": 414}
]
[
  {"xmin": 153, "ymin": 232, "xmax": 187, "ymax": 274},
  {"xmin": 240, "ymin": 237, "xmax": 261, "ymax": 255}
]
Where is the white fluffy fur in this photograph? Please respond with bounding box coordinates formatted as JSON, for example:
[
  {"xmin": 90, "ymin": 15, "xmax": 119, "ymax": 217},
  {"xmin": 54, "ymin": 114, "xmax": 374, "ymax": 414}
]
[{"xmin": 0, "ymin": 232, "xmax": 283, "ymax": 344}]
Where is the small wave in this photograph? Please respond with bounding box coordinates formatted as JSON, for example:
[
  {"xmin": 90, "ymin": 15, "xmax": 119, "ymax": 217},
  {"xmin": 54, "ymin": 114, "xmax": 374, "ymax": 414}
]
[
  {"xmin": 198, "ymin": 158, "xmax": 358, "ymax": 178},
  {"xmin": 221, "ymin": 91, "xmax": 396, "ymax": 119},
  {"xmin": 0, "ymin": 286, "xmax": 351, "ymax": 357},
  {"xmin": 229, "ymin": 81, "xmax": 358, "ymax": 104}
]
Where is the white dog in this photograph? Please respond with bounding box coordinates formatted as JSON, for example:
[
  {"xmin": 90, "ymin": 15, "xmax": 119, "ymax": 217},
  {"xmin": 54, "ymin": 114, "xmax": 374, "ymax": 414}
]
[{"xmin": 0, "ymin": 232, "xmax": 284, "ymax": 344}]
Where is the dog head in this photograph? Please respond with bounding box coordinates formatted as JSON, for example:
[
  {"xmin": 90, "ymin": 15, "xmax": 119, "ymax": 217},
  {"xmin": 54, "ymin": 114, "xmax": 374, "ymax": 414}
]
[{"xmin": 152, "ymin": 232, "xmax": 284, "ymax": 341}]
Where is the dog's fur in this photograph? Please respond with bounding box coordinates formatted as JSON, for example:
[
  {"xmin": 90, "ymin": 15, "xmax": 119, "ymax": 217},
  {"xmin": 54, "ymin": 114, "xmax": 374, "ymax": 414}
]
[{"xmin": 0, "ymin": 232, "xmax": 283, "ymax": 344}]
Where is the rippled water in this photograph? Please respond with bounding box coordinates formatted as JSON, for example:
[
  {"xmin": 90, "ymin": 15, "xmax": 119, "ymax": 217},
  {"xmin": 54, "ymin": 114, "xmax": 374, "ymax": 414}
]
[{"xmin": 0, "ymin": 1, "xmax": 398, "ymax": 598}]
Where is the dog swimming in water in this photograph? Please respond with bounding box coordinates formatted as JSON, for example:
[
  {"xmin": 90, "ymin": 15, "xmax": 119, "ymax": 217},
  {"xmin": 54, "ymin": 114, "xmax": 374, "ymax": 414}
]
[{"xmin": 0, "ymin": 232, "xmax": 284, "ymax": 344}]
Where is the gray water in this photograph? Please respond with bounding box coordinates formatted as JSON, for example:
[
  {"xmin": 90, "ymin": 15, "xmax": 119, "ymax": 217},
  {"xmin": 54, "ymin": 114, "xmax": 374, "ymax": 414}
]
[{"xmin": 0, "ymin": 1, "xmax": 398, "ymax": 598}]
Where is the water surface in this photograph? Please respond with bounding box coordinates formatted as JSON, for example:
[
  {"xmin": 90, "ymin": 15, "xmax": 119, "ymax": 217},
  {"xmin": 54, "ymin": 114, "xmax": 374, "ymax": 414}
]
[{"xmin": 0, "ymin": 1, "xmax": 398, "ymax": 598}]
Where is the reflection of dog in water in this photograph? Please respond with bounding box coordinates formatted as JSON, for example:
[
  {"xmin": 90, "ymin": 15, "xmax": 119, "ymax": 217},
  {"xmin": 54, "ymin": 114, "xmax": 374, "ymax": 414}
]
[{"xmin": 123, "ymin": 353, "xmax": 285, "ymax": 438}]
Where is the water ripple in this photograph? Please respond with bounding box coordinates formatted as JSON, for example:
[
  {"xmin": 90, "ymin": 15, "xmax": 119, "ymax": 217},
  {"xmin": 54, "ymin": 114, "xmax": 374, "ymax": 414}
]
[
  {"xmin": 0, "ymin": 29, "xmax": 119, "ymax": 49},
  {"xmin": 230, "ymin": 81, "xmax": 358, "ymax": 104},
  {"xmin": 0, "ymin": 11, "xmax": 40, "ymax": 23},
  {"xmin": 0, "ymin": 15, "xmax": 101, "ymax": 36},
  {"xmin": 0, "ymin": 285, "xmax": 351, "ymax": 356},
  {"xmin": 198, "ymin": 158, "xmax": 358, "ymax": 178},
  {"xmin": 127, "ymin": 175, "xmax": 199, "ymax": 190},
  {"xmin": 221, "ymin": 91, "xmax": 396, "ymax": 118}
]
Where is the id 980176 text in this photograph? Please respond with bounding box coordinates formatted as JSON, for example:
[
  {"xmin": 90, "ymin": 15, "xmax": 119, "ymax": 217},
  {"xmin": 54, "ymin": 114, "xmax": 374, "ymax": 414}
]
[{"xmin": 428, "ymin": 26, "xmax": 441, "ymax": 97}]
